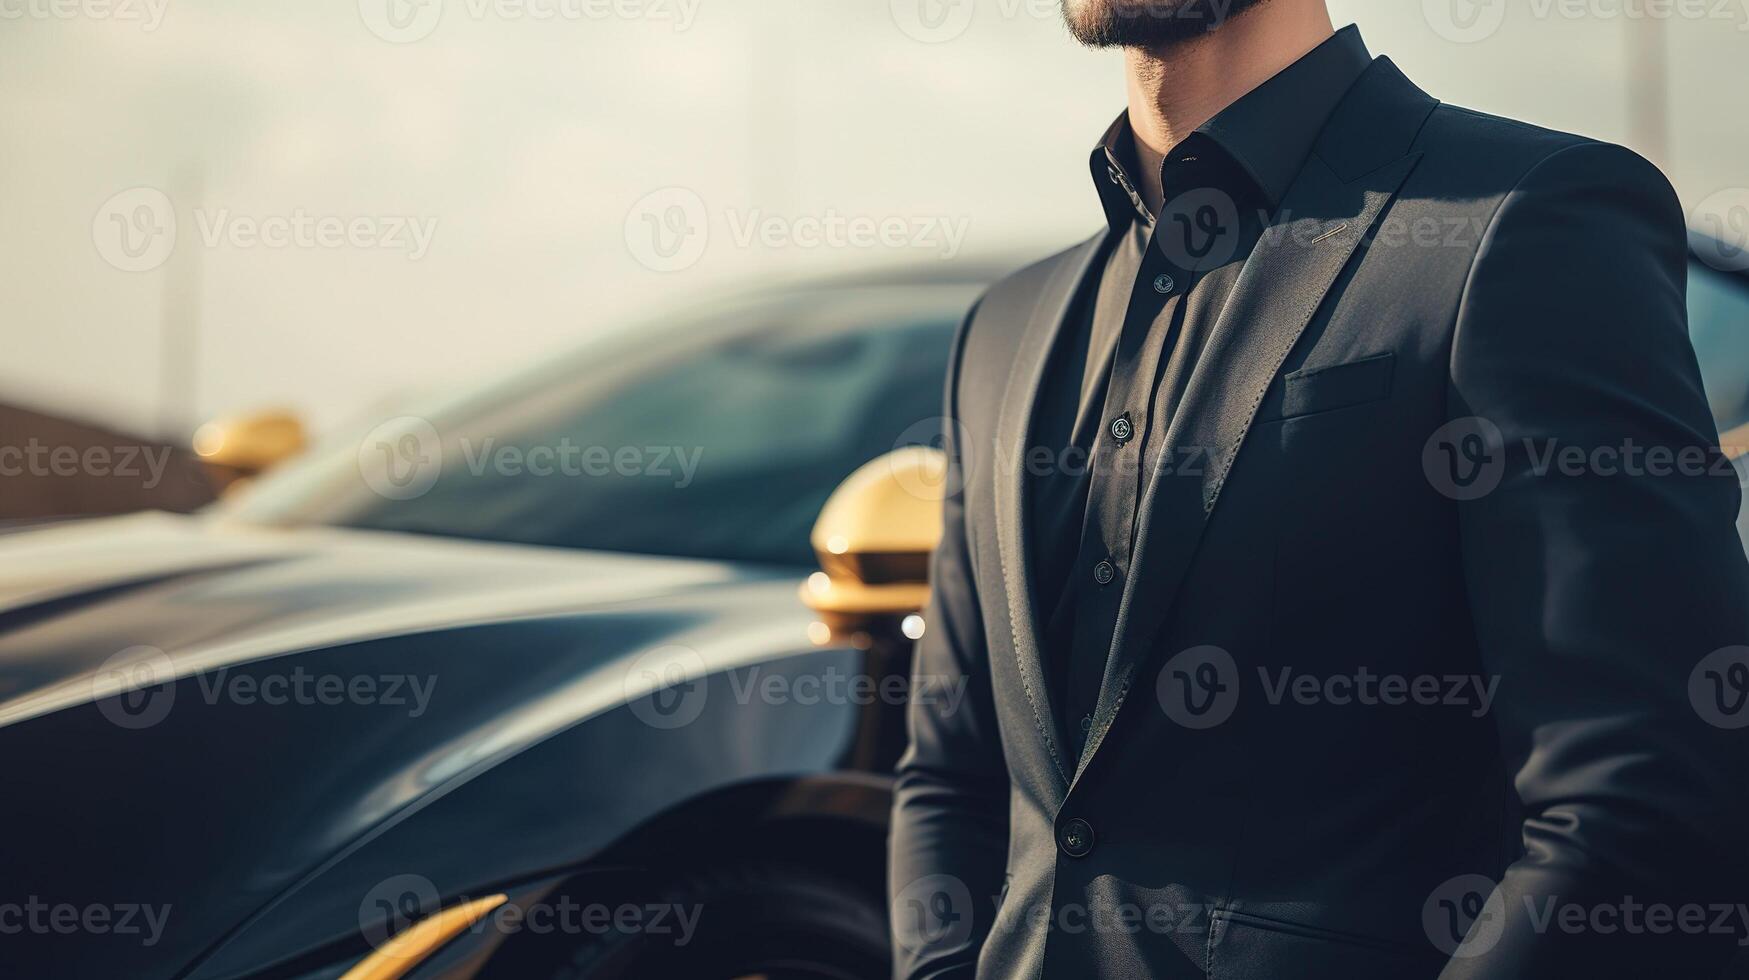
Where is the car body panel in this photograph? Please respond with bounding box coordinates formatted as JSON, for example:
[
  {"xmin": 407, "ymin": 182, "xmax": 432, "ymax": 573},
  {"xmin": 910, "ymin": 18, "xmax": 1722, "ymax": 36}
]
[{"xmin": 0, "ymin": 514, "xmax": 863, "ymax": 979}]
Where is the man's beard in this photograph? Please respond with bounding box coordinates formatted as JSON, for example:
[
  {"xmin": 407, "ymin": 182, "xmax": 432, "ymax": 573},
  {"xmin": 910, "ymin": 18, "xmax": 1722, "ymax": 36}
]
[{"xmin": 1061, "ymin": 0, "xmax": 1271, "ymax": 47}]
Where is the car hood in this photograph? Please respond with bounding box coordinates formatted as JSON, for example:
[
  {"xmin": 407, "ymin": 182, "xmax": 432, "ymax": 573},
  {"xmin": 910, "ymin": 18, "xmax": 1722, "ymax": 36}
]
[{"xmin": 0, "ymin": 511, "xmax": 749, "ymax": 726}]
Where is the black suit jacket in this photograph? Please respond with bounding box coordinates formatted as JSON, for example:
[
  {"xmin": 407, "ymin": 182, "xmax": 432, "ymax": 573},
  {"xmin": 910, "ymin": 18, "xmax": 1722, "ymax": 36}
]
[{"xmin": 891, "ymin": 55, "xmax": 1749, "ymax": 979}]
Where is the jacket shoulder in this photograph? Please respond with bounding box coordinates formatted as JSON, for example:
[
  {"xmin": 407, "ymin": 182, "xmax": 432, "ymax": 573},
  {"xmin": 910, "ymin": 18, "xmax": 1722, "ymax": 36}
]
[{"xmin": 1413, "ymin": 100, "xmax": 1667, "ymax": 197}]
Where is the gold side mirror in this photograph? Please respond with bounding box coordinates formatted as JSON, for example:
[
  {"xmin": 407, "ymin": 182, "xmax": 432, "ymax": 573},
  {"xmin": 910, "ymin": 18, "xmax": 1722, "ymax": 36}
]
[
  {"xmin": 802, "ymin": 447, "xmax": 947, "ymax": 645},
  {"xmin": 193, "ymin": 409, "xmax": 307, "ymax": 488}
]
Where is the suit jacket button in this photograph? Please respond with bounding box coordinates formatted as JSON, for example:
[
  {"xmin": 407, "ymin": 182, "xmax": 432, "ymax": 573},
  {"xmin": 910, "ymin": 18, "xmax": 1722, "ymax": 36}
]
[{"xmin": 1059, "ymin": 818, "xmax": 1095, "ymax": 858}]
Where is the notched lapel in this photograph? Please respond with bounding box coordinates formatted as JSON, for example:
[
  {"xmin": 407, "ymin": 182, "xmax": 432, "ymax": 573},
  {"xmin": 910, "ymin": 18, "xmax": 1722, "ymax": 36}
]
[
  {"xmin": 1068, "ymin": 149, "xmax": 1425, "ymax": 786},
  {"xmin": 992, "ymin": 233, "xmax": 1104, "ymax": 793}
]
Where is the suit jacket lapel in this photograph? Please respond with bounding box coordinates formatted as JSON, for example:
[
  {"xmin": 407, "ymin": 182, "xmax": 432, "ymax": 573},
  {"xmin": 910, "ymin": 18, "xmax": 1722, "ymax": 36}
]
[
  {"xmin": 1068, "ymin": 146, "xmax": 1425, "ymax": 786},
  {"xmin": 993, "ymin": 233, "xmax": 1104, "ymax": 793}
]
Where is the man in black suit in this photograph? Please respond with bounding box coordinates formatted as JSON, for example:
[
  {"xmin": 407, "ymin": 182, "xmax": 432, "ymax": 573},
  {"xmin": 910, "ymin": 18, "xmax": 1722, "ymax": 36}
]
[{"xmin": 889, "ymin": 1, "xmax": 1749, "ymax": 976}]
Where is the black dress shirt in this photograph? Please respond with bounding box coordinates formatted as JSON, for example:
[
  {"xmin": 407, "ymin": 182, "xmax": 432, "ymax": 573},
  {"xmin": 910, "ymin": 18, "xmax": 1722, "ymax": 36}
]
[{"xmin": 1028, "ymin": 26, "xmax": 1375, "ymax": 759}]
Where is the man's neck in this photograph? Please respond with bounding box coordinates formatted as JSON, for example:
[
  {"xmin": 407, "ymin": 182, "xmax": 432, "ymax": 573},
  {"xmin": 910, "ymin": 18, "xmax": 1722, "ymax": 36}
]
[{"xmin": 1124, "ymin": 4, "xmax": 1335, "ymax": 215}]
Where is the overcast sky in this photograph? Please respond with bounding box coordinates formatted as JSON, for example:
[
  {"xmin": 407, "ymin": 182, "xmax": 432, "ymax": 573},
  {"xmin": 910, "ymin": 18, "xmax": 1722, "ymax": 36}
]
[{"xmin": 3, "ymin": 0, "xmax": 1746, "ymax": 437}]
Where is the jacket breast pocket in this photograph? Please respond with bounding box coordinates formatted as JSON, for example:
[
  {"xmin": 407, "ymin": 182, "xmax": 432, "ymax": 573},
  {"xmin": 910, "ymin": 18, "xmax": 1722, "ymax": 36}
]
[{"xmin": 1256, "ymin": 351, "xmax": 1395, "ymax": 424}]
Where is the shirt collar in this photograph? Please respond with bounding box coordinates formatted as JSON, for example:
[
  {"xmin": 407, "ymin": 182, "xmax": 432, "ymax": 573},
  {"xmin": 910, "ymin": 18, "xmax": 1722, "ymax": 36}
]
[{"xmin": 1089, "ymin": 25, "xmax": 1373, "ymax": 228}]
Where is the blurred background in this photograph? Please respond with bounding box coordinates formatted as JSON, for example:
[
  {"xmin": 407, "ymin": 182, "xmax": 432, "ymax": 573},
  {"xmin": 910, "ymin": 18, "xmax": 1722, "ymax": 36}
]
[{"xmin": 3, "ymin": 0, "xmax": 1748, "ymax": 515}]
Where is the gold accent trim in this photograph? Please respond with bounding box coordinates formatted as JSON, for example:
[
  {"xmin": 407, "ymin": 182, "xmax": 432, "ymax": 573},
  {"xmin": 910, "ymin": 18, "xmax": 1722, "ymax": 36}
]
[
  {"xmin": 340, "ymin": 894, "xmax": 508, "ymax": 980},
  {"xmin": 193, "ymin": 409, "xmax": 307, "ymax": 473},
  {"xmin": 799, "ymin": 578, "xmax": 931, "ymax": 617}
]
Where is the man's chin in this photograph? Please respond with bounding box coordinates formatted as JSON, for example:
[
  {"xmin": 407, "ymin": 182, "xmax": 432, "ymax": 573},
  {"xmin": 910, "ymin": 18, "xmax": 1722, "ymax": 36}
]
[{"xmin": 1061, "ymin": 0, "xmax": 1267, "ymax": 48}]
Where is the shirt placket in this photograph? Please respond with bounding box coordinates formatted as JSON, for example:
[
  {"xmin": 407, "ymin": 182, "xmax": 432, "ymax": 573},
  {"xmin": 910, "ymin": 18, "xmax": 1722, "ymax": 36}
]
[{"xmin": 1064, "ymin": 238, "xmax": 1192, "ymax": 748}]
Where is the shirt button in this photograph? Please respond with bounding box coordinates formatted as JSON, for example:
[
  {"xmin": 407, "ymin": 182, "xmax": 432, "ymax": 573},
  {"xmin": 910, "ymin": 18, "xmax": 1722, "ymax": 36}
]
[
  {"xmin": 1059, "ymin": 817, "xmax": 1096, "ymax": 858},
  {"xmin": 1153, "ymin": 274, "xmax": 1176, "ymax": 295},
  {"xmin": 1110, "ymin": 415, "xmax": 1134, "ymax": 444},
  {"xmin": 1093, "ymin": 560, "xmax": 1116, "ymax": 586}
]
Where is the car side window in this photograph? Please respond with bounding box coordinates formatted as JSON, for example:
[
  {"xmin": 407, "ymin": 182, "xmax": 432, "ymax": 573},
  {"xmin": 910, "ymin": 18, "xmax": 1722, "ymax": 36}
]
[
  {"xmin": 510, "ymin": 312, "xmax": 952, "ymax": 566},
  {"xmin": 1689, "ymin": 262, "xmax": 1749, "ymax": 434}
]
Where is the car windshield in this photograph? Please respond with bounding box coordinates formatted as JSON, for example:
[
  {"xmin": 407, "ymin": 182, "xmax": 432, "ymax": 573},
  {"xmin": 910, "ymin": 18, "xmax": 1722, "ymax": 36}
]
[{"xmin": 223, "ymin": 283, "xmax": 972, "ymax": 567}]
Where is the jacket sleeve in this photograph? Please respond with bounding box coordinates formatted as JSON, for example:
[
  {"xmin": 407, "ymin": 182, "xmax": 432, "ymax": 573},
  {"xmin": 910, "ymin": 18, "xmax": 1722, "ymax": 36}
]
[
  {"xmin": 1439, "ymin": 140, "xmax": 1749, "ymax": 978},
  {"xmin": 888, "ymin": 299, "xmax": 1012, "ymax": 980}
]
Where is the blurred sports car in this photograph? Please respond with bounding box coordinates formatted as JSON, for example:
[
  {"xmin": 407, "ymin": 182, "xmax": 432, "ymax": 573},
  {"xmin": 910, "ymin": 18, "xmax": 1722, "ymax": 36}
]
[{"xmin": 1, "ymin": 246, "xmax": 1746, "ymax": 980}]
